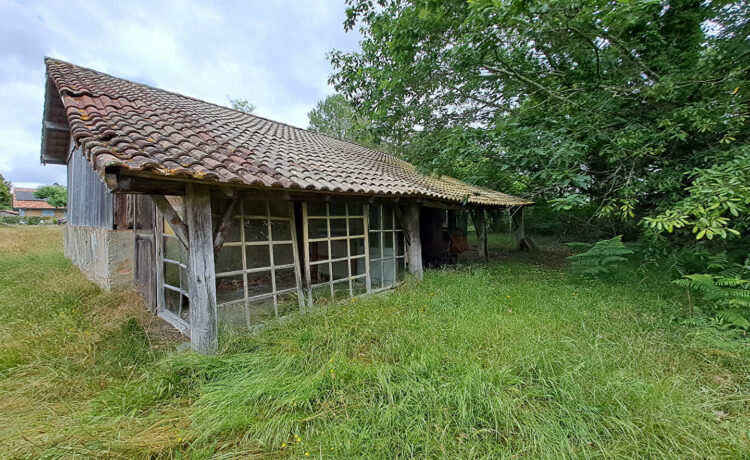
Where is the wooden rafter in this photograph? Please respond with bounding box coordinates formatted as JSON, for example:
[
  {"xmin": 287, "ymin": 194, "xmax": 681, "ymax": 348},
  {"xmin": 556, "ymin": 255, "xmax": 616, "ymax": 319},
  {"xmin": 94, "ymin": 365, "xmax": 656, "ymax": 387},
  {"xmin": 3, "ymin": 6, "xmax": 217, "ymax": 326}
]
[
  {"xmin": 150, "ymin": 195, "xmax": 190, "ymax": 249},
  {"xmin": 213, "ymin": 198, "xmax": 239, "ymax": 254}
]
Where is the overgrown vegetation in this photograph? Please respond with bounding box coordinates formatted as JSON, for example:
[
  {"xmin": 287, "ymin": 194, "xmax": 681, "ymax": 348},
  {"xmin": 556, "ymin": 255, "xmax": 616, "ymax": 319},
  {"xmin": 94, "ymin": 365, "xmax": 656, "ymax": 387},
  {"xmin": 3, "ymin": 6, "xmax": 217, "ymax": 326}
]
[
  {"xmin": 34, "ymin": 184, "xmax": 67, "ymax": 208},
  {"xmin": 1, "ymin": 227, "xmax": 748, "ymax": 458}
]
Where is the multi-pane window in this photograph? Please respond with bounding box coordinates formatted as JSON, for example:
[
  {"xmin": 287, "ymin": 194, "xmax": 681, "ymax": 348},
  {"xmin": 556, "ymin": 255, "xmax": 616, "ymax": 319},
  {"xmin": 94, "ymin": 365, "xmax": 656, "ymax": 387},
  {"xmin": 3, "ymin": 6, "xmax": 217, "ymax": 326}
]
[
  {"xmin": 213, "ymin": 198, "xmax": 304, "ymax": 329},
  {"xmin": 369, "ymin": 204, "xmax": 406, "ymax": 290},
  {"xmin": 303, "ymin": 201, "xmax": 369, "ymax": 305},
  {"xmin": 157, "ymin": 197, "xmax": 190, "ymax": 330}
]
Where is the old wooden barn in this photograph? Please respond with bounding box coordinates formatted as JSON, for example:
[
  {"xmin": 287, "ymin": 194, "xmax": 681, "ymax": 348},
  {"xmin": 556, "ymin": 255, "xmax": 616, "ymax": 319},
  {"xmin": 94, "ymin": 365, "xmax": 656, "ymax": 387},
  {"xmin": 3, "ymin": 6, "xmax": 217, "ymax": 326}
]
[{"xmin": 40, "ymin": 58, "xmax": 532, "ymax": 353}]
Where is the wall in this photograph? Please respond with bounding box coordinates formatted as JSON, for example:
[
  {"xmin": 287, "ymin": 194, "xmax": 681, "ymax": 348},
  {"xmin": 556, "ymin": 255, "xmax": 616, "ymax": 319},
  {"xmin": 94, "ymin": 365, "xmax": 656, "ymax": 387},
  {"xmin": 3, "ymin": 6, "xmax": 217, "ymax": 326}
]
[
  {"xmin": 67, "ymin": 144, "xmax": 114, "ymax": 228},
  {"xmin": 64, "ymin": 225, "xmax": 134, "ymax": 290}
]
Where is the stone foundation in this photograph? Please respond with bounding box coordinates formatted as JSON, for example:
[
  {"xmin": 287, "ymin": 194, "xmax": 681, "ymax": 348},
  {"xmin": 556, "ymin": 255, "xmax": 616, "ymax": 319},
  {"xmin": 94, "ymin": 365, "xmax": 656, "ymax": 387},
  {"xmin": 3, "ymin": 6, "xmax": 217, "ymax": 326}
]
[{"xmin": 63, "ymin": 225, "xmax": 134, "ymax": 290}]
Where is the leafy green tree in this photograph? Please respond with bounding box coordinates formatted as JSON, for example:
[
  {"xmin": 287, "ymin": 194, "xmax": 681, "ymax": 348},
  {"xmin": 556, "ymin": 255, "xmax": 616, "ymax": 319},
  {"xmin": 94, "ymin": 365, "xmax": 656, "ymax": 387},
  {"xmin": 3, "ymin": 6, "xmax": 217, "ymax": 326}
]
[
  {"xmin": 329, "ymin": 0, "xmax": 749, "ymax": 240},
  {"xmin": 0, "ymin": 173, "xmax": 11, "ymax": 209},
  {"xmin": 228, "ymin": 97, "xmax": 256, "ymax": 114},
  {"xmin": 308, "ymin": 94, "xmax": 373, "ymax": 143},
  {"xmin": 35, "ymin": 184, "xmax": 67, "ymax": 208}
]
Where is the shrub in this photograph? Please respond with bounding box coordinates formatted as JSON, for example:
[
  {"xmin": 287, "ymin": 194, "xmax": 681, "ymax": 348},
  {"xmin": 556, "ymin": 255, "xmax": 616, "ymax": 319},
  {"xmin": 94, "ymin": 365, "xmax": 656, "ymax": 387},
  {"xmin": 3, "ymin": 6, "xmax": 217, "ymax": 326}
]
[
  {"xmin": 567, "ymin": 235, "xmax": 634, "ymax": 276},
  {"xmin": 0, "ymin": 216, "xmax": 22, "ymax": 225},
  {"xmin": 24, "ymin": 216, "xmax": 42, "ymax": 225}
]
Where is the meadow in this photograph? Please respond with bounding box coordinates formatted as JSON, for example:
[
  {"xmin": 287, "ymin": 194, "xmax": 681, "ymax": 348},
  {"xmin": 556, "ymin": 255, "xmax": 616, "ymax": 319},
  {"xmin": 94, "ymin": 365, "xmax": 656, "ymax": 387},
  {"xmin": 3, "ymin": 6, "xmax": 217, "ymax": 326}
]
[{"xmin": 0, "ymin": 226, "xmax": 748, "ymax": 458}]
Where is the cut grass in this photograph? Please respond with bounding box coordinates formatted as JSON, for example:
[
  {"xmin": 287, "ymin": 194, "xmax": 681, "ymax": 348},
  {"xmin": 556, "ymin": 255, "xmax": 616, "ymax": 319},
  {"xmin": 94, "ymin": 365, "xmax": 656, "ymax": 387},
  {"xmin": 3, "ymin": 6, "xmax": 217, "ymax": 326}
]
[{"xmin": 0, "ymin": 226, "xmax": 748, "ymax": 458}]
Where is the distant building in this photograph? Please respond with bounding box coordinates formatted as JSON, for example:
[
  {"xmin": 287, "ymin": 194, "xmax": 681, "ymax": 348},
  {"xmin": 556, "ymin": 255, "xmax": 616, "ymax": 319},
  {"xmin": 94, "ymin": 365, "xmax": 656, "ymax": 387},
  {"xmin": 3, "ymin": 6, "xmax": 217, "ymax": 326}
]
[{"xmin": 12, "ymin": 187, "xmax": 67, "ymax": 218}]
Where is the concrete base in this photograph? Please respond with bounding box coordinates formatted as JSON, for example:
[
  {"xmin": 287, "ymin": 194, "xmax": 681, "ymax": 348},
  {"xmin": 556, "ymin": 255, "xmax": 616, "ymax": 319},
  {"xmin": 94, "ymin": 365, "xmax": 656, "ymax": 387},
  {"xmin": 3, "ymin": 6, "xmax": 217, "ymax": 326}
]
[{"xmin": 64, "ymin": 225, "xmax": 134, "ymax": 290}]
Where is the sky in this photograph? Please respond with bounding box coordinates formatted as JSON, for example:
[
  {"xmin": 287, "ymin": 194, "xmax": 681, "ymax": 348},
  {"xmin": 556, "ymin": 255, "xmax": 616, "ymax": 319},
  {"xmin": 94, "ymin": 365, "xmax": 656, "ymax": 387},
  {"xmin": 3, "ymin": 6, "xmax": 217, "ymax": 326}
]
[{"xmin": 0, "ymin": 0, "xmax": 360, "ymax": 188}]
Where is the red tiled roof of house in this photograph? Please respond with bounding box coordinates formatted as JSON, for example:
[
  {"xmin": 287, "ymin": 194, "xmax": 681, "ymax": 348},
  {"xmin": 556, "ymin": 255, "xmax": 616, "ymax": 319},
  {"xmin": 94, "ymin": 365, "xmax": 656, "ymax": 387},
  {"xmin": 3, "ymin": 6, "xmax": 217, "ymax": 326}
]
[
  {"xmin": 12, "ymin": 188, "xmax": 65, "ymax": 210},
  {"xmin": 44, "ymin": 58, "xmax": 532, "ymax": 207}
]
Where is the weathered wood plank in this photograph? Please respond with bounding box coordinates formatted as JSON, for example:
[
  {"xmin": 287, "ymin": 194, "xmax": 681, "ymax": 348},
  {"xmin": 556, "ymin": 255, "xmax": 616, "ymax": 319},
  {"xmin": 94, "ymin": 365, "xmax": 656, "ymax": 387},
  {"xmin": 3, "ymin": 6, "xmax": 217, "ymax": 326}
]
[
  {"xmin": 67, "ymin": 141, "xmax": 114, "ymax": 229},
  {"xmin": 185, "ymin": 183, "xmax": 218, "ymax": 354},
  {"xmin": 471, "ymin": 208, "xmax": 489, "ymax": 262},
  {"xmin": 403, "ymin": 202, "xmax": 424, "ymax": 280},
  {"xmin": 213, "ymin": 198, "xmax": 239, "ymax": 254},
  {"xmin": 150, "ymin": 195, "xmax": 190, "ymax": 249}
]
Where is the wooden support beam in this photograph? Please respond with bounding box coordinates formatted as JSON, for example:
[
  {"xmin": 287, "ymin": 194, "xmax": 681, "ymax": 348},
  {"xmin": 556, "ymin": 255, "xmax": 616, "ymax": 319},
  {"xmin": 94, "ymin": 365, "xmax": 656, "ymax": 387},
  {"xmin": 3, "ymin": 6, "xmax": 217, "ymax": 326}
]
[
  {"xmin": 403, "ymin": 202, "xmax": 423, "ymax": 280},
  {"xmin": 213, "ymin": 198, "xmax": 239, "ymax": 254},
  {"xmin": 43, "ymin": 120, "xmax": 70, "ymax": 132},
  {"xmin": 150, "ymin": 195, "xmax": 190, "ymax": 249},
  {"xmin": 111, "ymin": 174, "xmax": 186, "ymax": 195},
  {"xmin": 471, "ymin": 208, "xmax": 489, "ymax": 262},
  {"xmin": 512, "ymin": 206, "xmax": 537, "ymax": 251},
  {"xmin": 185, "ymin": 183, "xmax": 218, "ymax": 354}
]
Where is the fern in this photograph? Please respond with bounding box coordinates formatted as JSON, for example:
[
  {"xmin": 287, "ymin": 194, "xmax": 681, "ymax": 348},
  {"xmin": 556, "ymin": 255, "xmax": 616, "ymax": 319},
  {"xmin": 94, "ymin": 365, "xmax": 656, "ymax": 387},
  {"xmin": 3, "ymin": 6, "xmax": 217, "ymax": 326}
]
[
  {"xmin": 567, "ymin": 236, "xmax": 634, "ymax": 276},
  {"xmin": 674, "ymin": 255, "xmax": 750, "ymax": 330}
]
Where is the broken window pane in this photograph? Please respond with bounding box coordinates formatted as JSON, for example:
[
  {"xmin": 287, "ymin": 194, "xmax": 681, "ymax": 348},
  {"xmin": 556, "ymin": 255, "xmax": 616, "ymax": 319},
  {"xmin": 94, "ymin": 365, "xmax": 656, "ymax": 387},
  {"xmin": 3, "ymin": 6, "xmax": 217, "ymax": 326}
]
[
  {"xmin": 309, "ymin": 241, "xmax": 328, "ymax": 261},
  {"xmin": 247, "ymin": 271, "xmax": 273, "ymax": 298}
]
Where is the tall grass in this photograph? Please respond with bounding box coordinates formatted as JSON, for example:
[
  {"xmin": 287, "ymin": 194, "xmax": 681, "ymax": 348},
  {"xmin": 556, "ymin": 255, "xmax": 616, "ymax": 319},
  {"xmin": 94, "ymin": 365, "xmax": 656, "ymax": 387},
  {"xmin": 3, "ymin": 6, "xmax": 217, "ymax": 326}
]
[{"xmin": 0, "ymin": 227, "xmax": 748, "ymax": 458}]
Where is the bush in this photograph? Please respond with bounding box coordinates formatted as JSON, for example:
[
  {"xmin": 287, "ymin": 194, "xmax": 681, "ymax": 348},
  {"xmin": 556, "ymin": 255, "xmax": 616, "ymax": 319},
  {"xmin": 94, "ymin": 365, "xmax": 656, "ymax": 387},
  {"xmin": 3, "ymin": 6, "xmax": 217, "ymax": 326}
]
[
  {"xmin": 24, "ymin": 216, "xmax": 42, "ymax": 225},
  {"xmin": 0, "ymin": 216, "xmax": 22, "ymax": 225},
  {"xmin": 567, "ymin": 235, "xmax": 634, "ymax": 276}
]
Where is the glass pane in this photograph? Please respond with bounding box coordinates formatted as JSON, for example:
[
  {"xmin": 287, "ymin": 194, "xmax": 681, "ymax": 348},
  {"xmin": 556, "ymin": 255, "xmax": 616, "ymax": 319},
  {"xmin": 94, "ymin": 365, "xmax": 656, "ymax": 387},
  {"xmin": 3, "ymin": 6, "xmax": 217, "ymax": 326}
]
[
  {"xmin": 383, "ymin": 207, "xmax": 394, "ymax": 230},
  {"xmin": 271, "ymin": 220, "xmax": 292, "ymax": 241},
  {"xmin": 331, "ymin": 239, "xmax": 348, "ymax": 259},
  {"xmin": 180, "ymin": 266, "xmax": 189, "ymax": 290},
  {"xmin": 273, "ymin": 244, "xmax": 294, "ymax": 266},
  {"xmin": 307, "ymin": 202, "xmax": 327, "ymax": 217},
  {"xmin": 244, "ymin": 218, "xmax": 268, "ymax": 242},
  {"xmin": 383, "ymin": 259, "xmax": 397, "ymax": 286},
  {"xmin": 369, "ymin": 205, "xmax": 380, "ymax": 229},
  {"xmin": 215, "ymin": 245, "xmax": 243, "ymax": 274},
  {"xmin": 247, "ymin": 271, "xmax": 273, "ymax": 297},
  {"xmin": 309, "ymin": 241, "xmax": 328, "ymax": 261},
  {"xmin": 396, "ymin": 258, "xmax": 406, "ymax": 282},
  {"xmin": 370, "ymin": 260, "xmax": 383, "ymax": 287},
  {"xmin": 269, "ymin": 200, "xmax": 290, "ymax": 218},
  {"xmin": 349, "ymin": 218, "xmax": 364, "ymax": 235},
  {"xmin": 331, "ymin": 260, "xmax": 349, "ymax": 281},
  {"xmin": 333, "ymin": 281, "xmax": 351, "ymax": 300},
  {"xmin": 244, "ymin": 199, "xmax": 267, "ymax": 217},
  {"xmin": 350, "ymin": 237, "xmax": 365, "ymax": 256},
  {"xmin": 310, "ymin": 262, "xmax": 331, "ymax": 284},
  {"xmin": 396, "ymin": 232, "xmax": 405, "ymax": 256},
  {"xmin": 218, "ymin": 302, "xmax": 249, "ymax": 329},
  {"xmin": 330, "ymin": 218, "xmax": 347, "ymax": 237},
  {"xmin": 277, "ymin": 291, "xmax": 300, "ymax": 317},
  {"xmin": 348, "ymin": 203, "xmax": 363, "ymax": 216},
  {"xmin": 164, "ymin": 236, "xmax": 180, "ymax": 260},
  {"xmin": 350, "ymin": 256, "xmax": 366, "ymax": 276},
  {"xmin": 216, "ymin": 274, "xmax": 245, "ymax": 304},
  {"xmin": 275, "ymin": 267, "xmax": 298, "ymax": 291},
  {"xmin": 165, "ymin": 287, "xmax": 181, "ymax": 315},
  {"xmin": 308, "ymin": 219, "xmax": 328, "ymax": 239},
  {"xmin": 330, "ymin": 201, "xmax": 346, "ymax": 217},
  {"xmin": 311, "ymin": 284, "xmax": 332, "ymax": 305},
  {"xmin": 164, "ymin": 261, "xmax": 180, "ymax": 287},
  {"xmin": 352, "ymin": 278, "xmax": 368, "ymax": 296},
  {"xmin": 246, "ymin": 245, "xmax": 271, "ymax": 269},
  {"xmin": 222, "ymin": 218, "xmax": 242, "ymax": 243},
  {"xmin": 179, "ymin": 295, "xmax": 190, "ymax": 322},
  {"xmin": 384, "ymin": 232, "xmax": 395, "ymax": 257},
  {"xmin": 248, "ymin": 296, "xmax": 276, "ymax": 324},
  {"xmin": 369, "ymin": 232, "xmax": 381, "ymax": 258}
]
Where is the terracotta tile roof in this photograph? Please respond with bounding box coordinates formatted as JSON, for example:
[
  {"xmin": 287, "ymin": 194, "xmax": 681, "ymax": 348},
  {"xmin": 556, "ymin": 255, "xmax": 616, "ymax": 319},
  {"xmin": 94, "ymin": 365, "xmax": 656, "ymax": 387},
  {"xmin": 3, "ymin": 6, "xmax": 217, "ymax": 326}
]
[
  {"xmin": 12, "ymin": 188, "xmax": 65, "ymax": 210},
  {"xmin": 45, "ymin": 58, "xmax": 532, "ymax": 207}
]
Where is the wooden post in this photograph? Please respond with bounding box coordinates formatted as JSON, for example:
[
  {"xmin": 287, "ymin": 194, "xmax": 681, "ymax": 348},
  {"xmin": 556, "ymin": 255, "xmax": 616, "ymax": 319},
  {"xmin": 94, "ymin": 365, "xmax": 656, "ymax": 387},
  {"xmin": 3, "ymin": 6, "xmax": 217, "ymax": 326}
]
[
  {"xmin": 403, "ymin": 202, "xmax": 423, "ymax": 280},
  {"xmin": 185, "ymin": 184, "xmax": 218, "ymax": 354},
  {"xmin": 512, "ymin": 206, "xmax": 536, "ymax": 251},
  {"xmin": 478, "ymin": 209, "xmax": 489, "ymax": 262},
  {"xmin": 213, "ymin": 198, "xmax": 239, "ymax": 254}
]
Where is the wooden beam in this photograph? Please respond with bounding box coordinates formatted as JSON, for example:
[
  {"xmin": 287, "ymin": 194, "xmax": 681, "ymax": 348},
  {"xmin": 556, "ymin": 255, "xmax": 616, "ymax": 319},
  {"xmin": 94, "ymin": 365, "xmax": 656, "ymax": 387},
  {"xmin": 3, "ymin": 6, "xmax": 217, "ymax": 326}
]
[
  {"xmin": 185, "ymin": 183, "xmax": 218, "ymax": 354},
  {"xmin": 213, "ymin": 198, "xmax": 239, "ymax": 254},
  {"xmin": 150, "ymin": 195, "xmax": 190, "ymax": 249},
  {"xmin": 112, "ymin": 174, "xmax": 186, "ymax": 195},
  {"xmin": 44, "ymin": 120, "xmax": 70, "ymax": 132},
  {"xmin": 471, "ymin": 209, "xmax": 489, "ymax": 262},
  {"xmin": 403, "ymin": 202, "xmax": 423, "ymax": 280},
  {"xmin": 512, "ymin": 206, "xmax": 537, "ymax": 251}
]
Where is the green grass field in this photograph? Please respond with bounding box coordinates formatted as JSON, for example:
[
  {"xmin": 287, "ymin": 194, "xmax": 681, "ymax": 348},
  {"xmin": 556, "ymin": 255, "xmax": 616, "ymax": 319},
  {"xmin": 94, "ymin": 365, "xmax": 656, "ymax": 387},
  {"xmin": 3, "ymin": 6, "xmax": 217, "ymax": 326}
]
[{"xmin": 1, "ymin": 226, "xmax": 748, "ymax": 458}]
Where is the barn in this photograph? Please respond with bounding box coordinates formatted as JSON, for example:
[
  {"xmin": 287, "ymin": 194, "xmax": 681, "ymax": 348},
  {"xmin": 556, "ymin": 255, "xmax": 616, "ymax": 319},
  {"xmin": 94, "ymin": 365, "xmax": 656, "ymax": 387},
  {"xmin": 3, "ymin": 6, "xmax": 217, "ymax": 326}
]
[{"xmin": 40, "ymin": 58, "xmax": 532, "ymax": 353}]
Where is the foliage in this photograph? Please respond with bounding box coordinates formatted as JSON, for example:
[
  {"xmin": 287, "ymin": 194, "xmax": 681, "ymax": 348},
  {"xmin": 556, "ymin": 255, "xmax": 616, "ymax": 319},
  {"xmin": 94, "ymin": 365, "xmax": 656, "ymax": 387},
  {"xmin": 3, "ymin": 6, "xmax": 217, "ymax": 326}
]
[
  {"xmin": 227, "ymin": 97, "xmax": 256, "ymax": 114},
  {"xmin": 307, "ymin": 94, "xmax": 375, "ymax": 145},
  {"xmin": 0, "ymin": 215, "xmax": 22, "ymax": 225},
  {"xmin": 567, "ymin": 235, "xmax": 634, "ymax": 276},
  {"xmin": 0, "ymin": 173, "xmax": 11, "ymax": 209},
  {"xmin": 329, "ymin": 0, "xmax": 750, "ymax": 240},
  {"xmin": 24, "ymin": 216, "xmax": 42, "ymax": 225},
  {"xmin": 34, "ymin": 184, "xmax": 67, "ymax": 208},
  {"xmin": 674, "ymin": 252, "xmax": 750, "ymax": 330}
]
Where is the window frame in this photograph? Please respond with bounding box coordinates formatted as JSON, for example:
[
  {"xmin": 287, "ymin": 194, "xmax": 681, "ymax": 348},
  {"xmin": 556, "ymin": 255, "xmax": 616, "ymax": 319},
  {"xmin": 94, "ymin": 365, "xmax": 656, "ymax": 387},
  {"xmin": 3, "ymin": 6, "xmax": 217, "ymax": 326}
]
[{"xmin": 368, "ymin": 204, "xmax": 407, "ymax": 292}]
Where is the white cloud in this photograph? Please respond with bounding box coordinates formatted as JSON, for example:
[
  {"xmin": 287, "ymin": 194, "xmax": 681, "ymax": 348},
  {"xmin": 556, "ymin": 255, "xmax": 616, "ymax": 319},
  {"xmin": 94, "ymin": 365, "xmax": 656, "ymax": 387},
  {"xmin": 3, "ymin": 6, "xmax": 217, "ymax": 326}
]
[{"xmin": 0, "ymin": 0, "xmax": 360, "ymax": 186}]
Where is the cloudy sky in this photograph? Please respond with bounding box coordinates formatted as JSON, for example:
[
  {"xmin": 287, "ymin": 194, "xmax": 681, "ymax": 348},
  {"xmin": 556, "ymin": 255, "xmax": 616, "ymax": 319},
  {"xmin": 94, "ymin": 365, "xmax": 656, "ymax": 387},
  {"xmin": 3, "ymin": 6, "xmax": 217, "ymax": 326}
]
[{"xmin": 0, "ymin": 0, "xmax": 360, "ymax": 188}]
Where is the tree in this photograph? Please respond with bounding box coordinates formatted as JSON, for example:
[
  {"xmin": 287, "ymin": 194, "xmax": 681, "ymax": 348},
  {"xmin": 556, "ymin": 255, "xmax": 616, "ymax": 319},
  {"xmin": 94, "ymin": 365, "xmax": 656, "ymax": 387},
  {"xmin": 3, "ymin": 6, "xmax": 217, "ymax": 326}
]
[
  {"xmin": 35, "ymin": 184, "xmax": 67, "ymax": 208},
  {"xmin": 307, "ymin": 94, "xmax": 373, "ymax": 143},
  {"xmin": 0, "ymin": 173, "xmax": 11, "ymax": 209},
  {"xmin": 228, "ymin": 97, "xmax": 256, "ymax": 114},
  {"xmin": 329, "ymin": 0, "xmax": 749, "ymax": 240}
]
